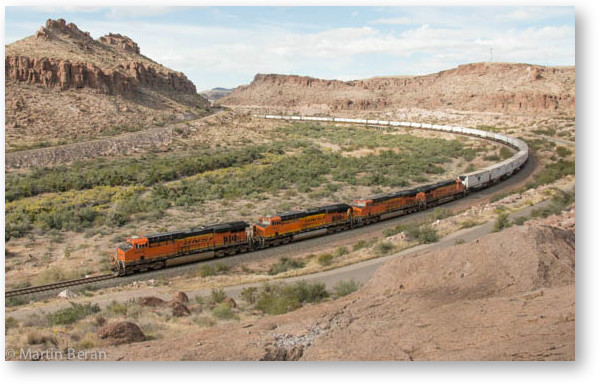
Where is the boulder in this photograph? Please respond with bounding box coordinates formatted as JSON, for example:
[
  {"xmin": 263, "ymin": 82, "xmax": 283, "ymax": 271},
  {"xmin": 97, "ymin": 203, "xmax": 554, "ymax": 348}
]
[
  {"xmin": 172, "ymin": 302, "xmax": 191, "ymax": 317},
  {"xmin": 173, "ymin": 291, "xmax": 189, "ymax": 304},
  {"xmin": 97, "ymin": 322, "xmax": 145, "ymax": 345},
  {"xmin": 139, "ymin": 296, "xmax": 166, "ymax": 307},
  {"xmin": 57, "ymin": 289, "xmax": 78, "ymax": 299}
]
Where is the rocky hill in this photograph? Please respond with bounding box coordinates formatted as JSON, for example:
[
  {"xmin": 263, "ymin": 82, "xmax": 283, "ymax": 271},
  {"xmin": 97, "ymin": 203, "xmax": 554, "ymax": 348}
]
[
  {"xmin": 200, "ymin": 87, "xmax": 234, "ymax": 101},
  {"xmin": 5, "ymin": 19, "xmax": 210, "ymax": 151},
  {"xmin": 221, "ymin": 62, "xmax": 575, "ymax": 116},
  {"xmin": 104, "ymin": 223, "xmax": 575, "ymax": 361}
]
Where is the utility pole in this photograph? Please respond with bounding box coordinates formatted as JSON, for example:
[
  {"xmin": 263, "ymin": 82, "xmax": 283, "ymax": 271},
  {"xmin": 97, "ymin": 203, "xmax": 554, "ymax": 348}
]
[{"xmin": 490, "ymin": 47, "xmax": 493, "ymax": 62}]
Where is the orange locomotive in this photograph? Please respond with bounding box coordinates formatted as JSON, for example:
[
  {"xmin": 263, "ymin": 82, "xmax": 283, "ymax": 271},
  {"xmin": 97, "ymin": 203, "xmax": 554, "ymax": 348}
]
[
  {"xmin": 253, "ymin": 203, "xmax": 353, "ymax": 247},
  {"xmin": 112, "ymin": 181, "xmax": 465, "ymax": 275},
  {"xmin": 352, "ymin": 178, "xmax": 465, "ymax": 224},
  {"xmin": 112, "ymin": 221, "xmax": 249, "ymax": 275}
]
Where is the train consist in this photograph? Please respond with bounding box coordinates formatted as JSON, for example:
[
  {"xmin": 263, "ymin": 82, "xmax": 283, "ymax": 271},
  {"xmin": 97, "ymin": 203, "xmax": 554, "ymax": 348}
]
[{"xmin": 111, "ymin": 116, "xmax": 529, "ymax": 275}]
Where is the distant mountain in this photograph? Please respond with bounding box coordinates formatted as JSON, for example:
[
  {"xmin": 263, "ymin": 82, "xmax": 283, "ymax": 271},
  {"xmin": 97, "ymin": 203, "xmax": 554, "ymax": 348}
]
[
  {"xmin": 200, "ymin": 87, "xmax": 234, "ymax": 101},
  {"xmin": 5, "ymin": 18, "xmax": 210, "ymax": 151},
  {"xmin": 220, "ymin": 62, "xmax": 574, "ymax": 116}
]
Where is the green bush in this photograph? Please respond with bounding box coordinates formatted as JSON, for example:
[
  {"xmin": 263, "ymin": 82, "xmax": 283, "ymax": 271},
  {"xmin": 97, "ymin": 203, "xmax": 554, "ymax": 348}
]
[
  {"xmin": 556, "ymin": 146, "xmax": 572, "ymax": 158},
  {"xmin": 493, "ymin": 213, "xmax": 511, "ymax": 232},
  {"xmin": 212, "ymin": 304, "xmax": 236, "ymax": 320},
  {"xmin": 333, "ymin": 246, "xmax": 349, "ymax": 257},
  {"xmin": 47, "ymin": 302, "xmax": 100, "ymax": 326},
  {"xmin": 499, "ymin": 147, "xmax": 513, "ymax": 160},
  {"xmin": 352, "ymin": 240, "xmax": 369, "ymax": 251},
  {"xmin": 531, "ymin": 160, "xmax": 575, "ymax": 187},
  {"xmin": 106, "ymin": 300, "xmax": 128, "ymax": 315},
  {"xmin": 317, "ymin": 254, "xmax": 334, "ymax": 266},
  {"xmin": 373, "ymin": 242, "xmax": 394, "ymax": 256},
  {"xmin": 199, "ymin": 262, "xmax": 230, "ymax": 277},
  {"xmin": 210, "ymin": 288, "xmax": 227, "ymax": 304},
  {"xmin": 417, "ymin": 225, "xmax": 439, "ymax": 244},
  {"xmin": 383, "ymin": 223, "xmax": 407, "ymax": 237},
  {"xmin": 459, "ymin": 219, "xmax": 481, "ymax": 229},
  {"xmin": 333, "ymin": 280, "xmax": 360, "ymax": 297},
  {"xmin": 268, "ymin": 257, "xmax": 305, "ymax": 275},
  {"xmin": 531, "ymin": 189, "xmax": 575, "ymax": 219},
  {"xmin": 513, "ymin": 216, "xmax": 529, "ymax": 226},
  {"xmin": 255, "ymin": 281, "xmax": 329, "ymax": 315},
  {"xmin": 240, "ymin": 287, "xmax": 258, "ymax": 304}
]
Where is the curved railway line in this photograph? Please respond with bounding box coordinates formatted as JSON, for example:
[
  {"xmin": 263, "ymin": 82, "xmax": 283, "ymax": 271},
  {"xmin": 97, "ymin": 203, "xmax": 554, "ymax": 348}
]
[{"xmin": 5, "ymin": 115, "xmax": 530, "ymax": 300}]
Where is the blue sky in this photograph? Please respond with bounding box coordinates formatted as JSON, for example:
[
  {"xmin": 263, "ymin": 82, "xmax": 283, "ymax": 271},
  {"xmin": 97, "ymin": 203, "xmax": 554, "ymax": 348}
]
[{"xmin": 4, "ymin": 6, "xmax": 575, "ymax": 90}]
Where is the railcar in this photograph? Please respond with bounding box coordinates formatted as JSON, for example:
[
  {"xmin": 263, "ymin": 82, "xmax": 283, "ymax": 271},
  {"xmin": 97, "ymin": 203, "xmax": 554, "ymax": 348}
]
[
  {"xmin": 253, "ymin": 203, "xmax": 353, "ymax": 247},
  {"xmin": 112, "ymin": 115, "xmax": 530, "ymax": 276},
  {"xmin": 352, "ymin": 189, "xmax": 425, "ymax": 224},
  {"xmin": 113, "ymin": 221, "xmax": 249, "ymax": 275}
]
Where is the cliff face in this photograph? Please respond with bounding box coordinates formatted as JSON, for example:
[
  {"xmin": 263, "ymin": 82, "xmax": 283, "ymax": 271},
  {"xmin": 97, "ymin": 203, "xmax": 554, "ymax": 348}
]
[
  {"xmin": 5, "ymin": 19, "xmax": 209, "ymax": 152},
  {"xmin": 222, "ymin": 63, "xmax": 575, "ymax": 115},
  {"xmin": 5, "ymin": 18, "xmax": 198, "ymax": 98}
]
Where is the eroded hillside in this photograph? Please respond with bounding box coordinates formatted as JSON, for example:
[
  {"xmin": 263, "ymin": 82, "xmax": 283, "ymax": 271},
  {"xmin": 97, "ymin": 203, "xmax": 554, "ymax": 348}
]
[
  {"xmin": 5, "ymin": 18, "xmax": 210, "ymax": 151},
  {"xmin": 222, "ymin": 63, "xmax": 574, "ymax": 116}
]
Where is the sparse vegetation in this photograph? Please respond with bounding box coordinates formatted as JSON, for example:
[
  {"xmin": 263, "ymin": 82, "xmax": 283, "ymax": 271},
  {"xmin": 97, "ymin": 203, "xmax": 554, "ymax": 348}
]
[
  {"xmin": 493, "ymin": 213, "xmax": 511, "ymax": 232},
  {"xmin": 268, "ymin": 257, "xmax": 305, "ymax": 275},
  {"xmin": 317, "ymin": 254, "xmax": 334, "ymax": 266},
  {"xmin": 373, "ymin": 241, "xmax": 394, "ymax": 256},
  {"xmin": 254, "ymin": 281, "xmax": 329, "ymax": 315},
  {"xmin": 47, "ymin": 302, "xmax": 100, "ymax": 326},
  {"xmin": 531, "ymin": 189, "xmax": 575, "ymax": 219},
  {"xmin": 333, "ymin": 280, "xmax": 360, "ymax": 297}
]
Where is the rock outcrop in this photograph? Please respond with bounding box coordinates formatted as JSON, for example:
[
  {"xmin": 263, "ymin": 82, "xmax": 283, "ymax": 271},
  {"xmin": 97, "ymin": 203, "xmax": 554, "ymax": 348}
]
[
  {"xmin": 222, "ymin": 62, "xmax": 575, "ymax": 115},
  {"xmin": 97, "ymin": 322, "xmax": 146, "ymax": 345},
  {"xmin": 5, "ymin": 18, "xmax": 210, "ymax": 152},
  {"xmin": 5, "ymin": 18, "xmax": 198, "ymax": 98}
]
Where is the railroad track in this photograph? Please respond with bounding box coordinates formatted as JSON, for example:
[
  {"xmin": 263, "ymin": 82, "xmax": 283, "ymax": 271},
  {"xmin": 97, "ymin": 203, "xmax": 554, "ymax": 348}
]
[{"xmin": 5, "ymin": 273, "xmax": 116, "ymax": 298}]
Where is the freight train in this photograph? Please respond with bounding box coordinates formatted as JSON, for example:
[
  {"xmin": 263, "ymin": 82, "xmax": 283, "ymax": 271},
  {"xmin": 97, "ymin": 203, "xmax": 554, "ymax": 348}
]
[{"xmin": 111, "ymin": 116, "xmax": 529, "ymax": 275}]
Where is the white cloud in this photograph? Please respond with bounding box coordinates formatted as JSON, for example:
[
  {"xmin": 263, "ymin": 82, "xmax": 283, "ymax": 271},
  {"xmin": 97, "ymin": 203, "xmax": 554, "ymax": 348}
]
[
  {"xmin": 370, "ymin": 17, "xmax": 415, "ymax": 25},
  {"xmin": 35, "ymin": 13, "xmax": 573, "ymax": 89}
]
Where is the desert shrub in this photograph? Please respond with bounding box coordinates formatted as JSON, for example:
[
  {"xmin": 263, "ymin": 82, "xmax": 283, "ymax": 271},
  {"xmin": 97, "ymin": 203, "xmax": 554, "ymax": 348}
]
[
  {"xmin": 5, "ymin": 145, "xmax": 274, "ymax": 202},
  {"xmin": 255, "ymin": 281, "xmax": 329, "ymax": 315},
  {"xmin": 556, "ymin": 146, "xmax": 572, "ymax": 158},
  {"xmin": 430, "ymin": 208, "xmax": 452, "ymax": 221},
  {"xmin": 210, "ymin": 288, "xmax": 227, "ymax": 304},
  {"xmin": 531, "ymin": 189, "xmax": 575, "ymax": 219},
  {"xmin": 373, "ymin": 242, "xmax": 394, "ymax": 256},
  {"xmin": 199, "ymin": 262, "xmax": 230, "ymax": 277},
  {"xmin": 333, "ymin": 280, "xmax": 360, "ymax": 297},
  {"xmin": 459, "ymin": 219, "xmax": 481, "ymax": 229},
  {"xmin": 212, "ymin": 304, "xmax": 236, "ymax": 320},
  {"xmin": 5, "ymin": 316, "xmax": 19, "ymax": 333},
  {"xmin": 333, "ymin": 246, "xmax": 349, "ymax": 257},
  {"xmin": 317, "ymin": 254, "xmax": 334, "ymax": 266},
  {"xmin": 499, "ymin": 147, "xmax": 513, "ymax": 160},
  {"xmin": 268, "ymin": 257, "xmax": 305, "ymax": 275},
  {"xmin": 240, "ymin": 287, "xmax": 258, "ymax": 304},
  {"xmin": 454, "ymin": 239, "xmax": 466, "ymax": 245},
  {"xmin": 417, "ymin": 225, "xmax": 439, "ymax": 244},
  {"xmin": 353, "ymin": 240, "xmax": 367, "ymax": 251},
  {"xmin": 513, "ymin": 216, "xmax": 529, "ymax": 225},
  {"xmin": 531, "ymin": 160, "xmax": 575, "ymax": 188},
  {"xmin": 47, "ymin": 302, "xmax": 100, "ymax": 326},
  {"xmin": 5, "ymin": 208, "xmax": 32, "ymax": 241},
  {"xmin": 106, "ymin": 300, "xmax": 128, "ymax": 316},
  {"xmin": 484, "ymin": 154, "xmax": 501, "ymax": 161},
  {"xmin": 493, "ymin": 213, "xmax": 511, "ymax": 232},
  {"xmin": 27, "ymin": 331, "xmax": 57, "ymax": 346},
  {"xmin": 193, "ymin": 316, "xmax": 216, "ymax": 328},
  {"xmin": 383, "ymin": 223, "xmax": 407, "ymax": 237}
]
